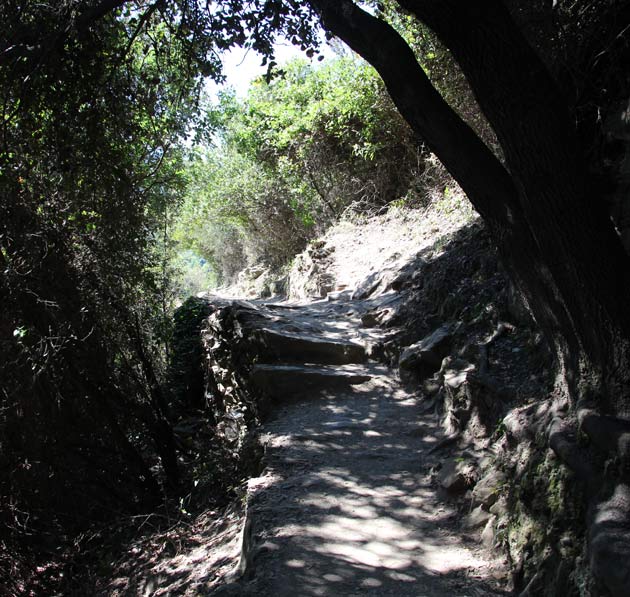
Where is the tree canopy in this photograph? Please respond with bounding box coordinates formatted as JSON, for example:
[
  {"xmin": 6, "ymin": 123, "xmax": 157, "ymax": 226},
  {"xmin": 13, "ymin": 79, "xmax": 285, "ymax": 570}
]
[
  {"xmin": 174, "ymin": 55, "xmax": 426, "ymax": 285},
  {"xmin": 0, "ymin": 0, "xmax": 321, "ymax": 582}
]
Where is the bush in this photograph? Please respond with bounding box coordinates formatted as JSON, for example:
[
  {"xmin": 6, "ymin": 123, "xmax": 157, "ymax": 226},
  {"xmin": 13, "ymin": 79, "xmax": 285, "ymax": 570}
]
[
  {"xmin": 169, "ymin": 297, "xmax": 215, "ymax": 410},
  {"xmin": 174, "ymin": 56, "xmax": 433, "ymax": 286}
]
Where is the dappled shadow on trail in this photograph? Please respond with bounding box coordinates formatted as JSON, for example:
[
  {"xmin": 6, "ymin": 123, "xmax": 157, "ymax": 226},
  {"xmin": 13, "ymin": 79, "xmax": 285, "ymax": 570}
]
[
  {"xmin": 204, "ymin": 221, "xmax": 515, "ymax": 595},
  {"xmin": 224, "ymin": 380, "xmax": 505, "ymax": 596}
]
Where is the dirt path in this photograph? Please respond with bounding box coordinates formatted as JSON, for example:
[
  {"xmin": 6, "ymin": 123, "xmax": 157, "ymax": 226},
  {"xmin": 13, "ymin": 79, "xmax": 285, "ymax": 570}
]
[{"xmin": 210, "ymin": 296, "xmax": 506, "ymax": 596}]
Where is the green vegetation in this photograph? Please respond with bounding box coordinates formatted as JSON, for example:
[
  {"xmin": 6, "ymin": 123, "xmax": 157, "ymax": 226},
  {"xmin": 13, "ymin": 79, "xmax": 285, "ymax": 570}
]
[
  {"xmin": 173, "ymin": 56, "xmax": 427, "ymax": 287},
  {"xmin": 0, "ymin": 0, "xmax": 320, "ymax": 588},
  {"xmin": 1, "ymin": 0, "xmax": 200, "ymax": 523}
]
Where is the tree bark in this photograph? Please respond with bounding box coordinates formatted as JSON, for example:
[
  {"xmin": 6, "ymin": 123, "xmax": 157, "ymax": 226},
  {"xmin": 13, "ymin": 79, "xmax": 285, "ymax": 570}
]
[{"xmin": 397, "ymin": 0, "xmax": 630, "ymax": 410}]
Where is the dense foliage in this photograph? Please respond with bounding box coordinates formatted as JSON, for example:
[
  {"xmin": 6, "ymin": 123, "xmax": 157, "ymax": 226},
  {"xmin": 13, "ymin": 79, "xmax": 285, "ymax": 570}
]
[
  {"xmin": 0, "ymin": 3, "xmax": 205, "ymax": 579},
  {"xmin": 0, "ymin": 0, "xmax": 321, "ymax": 586},
  {"xmin": 174, "ymin": 56, "xmax": 432, "ymax": 285}
]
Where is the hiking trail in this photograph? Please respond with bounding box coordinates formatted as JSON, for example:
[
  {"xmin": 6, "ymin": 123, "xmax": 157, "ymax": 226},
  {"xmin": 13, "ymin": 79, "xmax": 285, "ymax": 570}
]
[{"xmin": 208, "ymin": 289, "xmax": 506, "ymax": 596}]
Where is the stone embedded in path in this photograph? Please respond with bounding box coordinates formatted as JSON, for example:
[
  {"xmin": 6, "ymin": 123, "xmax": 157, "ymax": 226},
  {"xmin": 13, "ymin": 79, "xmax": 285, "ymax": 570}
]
[
  {"xmin": 251, "ymin": 327, "xmax": 367, "ymax": 365},
  {"xmin": 472, "ymin": 469, "xmax": 507, "ymax": 508},
  {"xmin": 250, "ymin": 363, "xmax": 379, "ymax": 404},
  {"xmin": 438, "ymin": 457, "xmax": 477, "ymax": 494}
]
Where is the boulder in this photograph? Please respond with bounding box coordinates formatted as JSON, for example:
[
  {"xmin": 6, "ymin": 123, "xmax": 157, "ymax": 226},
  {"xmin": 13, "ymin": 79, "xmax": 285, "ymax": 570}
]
[
  {"xmin": 472, "ymin": 469, "xmax": 507, "ymax": 508},
  {"xmin": 441, "ymin": 361, "xmax": 512, "ymax": 439},
  {"xmin": 463, "ymin": 504, "xmax": 493, "ymax": 530},
  {"xmin": 481, "ymin": 515, "xmax": 497, "ymax": 547},
  {"xmin": 351, "ymin": 270, "xmax": 383, "ymax": 300},
  {"xmin": 399, "ymin": 323, "xmax": 457, "ymax": 379},
  {"xmin": 351, "ymin": 260, "xmax": 413, "ymax": 300},
  {"xmin": 438, "ymin": 458, "xmax": 477, "ymax": 494},
  {"xmin": 287, "ymin": 241, "xmax": 336, "ymax": 299}
]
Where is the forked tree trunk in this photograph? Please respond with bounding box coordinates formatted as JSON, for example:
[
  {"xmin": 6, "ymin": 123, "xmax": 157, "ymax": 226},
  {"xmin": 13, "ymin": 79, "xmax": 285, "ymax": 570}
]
[{"xmin": 307, "ymin": 0, "xmax": 630, "ymax": 593}]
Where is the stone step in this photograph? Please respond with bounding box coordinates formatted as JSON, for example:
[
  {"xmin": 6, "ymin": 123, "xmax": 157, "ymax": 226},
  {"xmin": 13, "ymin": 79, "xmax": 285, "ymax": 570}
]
[
  {"xmin": 250, "ymin": 363, "xmax": 384, "ymax": 403},
  {"xmin": 251, "ymin": 327, "xmax": 367, "ymax": 365}
]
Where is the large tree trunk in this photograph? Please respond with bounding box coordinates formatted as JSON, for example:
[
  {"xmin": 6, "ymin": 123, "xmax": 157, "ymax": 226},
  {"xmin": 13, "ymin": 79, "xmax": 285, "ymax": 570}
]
[
  {"xmin": 309, "ymin": 0, "xmax": 630, "ymax": 411},
  {"xmin": 397, "ymin": 0, "xmax": 630, "ymax": 413},
  {"xmin": 307, "ymin": 1, "xmax": 630, "ymax": 594}
]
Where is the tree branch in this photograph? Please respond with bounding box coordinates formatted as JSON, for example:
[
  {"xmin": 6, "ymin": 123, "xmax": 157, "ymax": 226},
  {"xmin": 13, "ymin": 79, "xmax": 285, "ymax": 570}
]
[
  {"xmin": 307, "ymin": 0, "xmax": 518, "ymax": 230},
  {"xmin": 306, "ymin": 0, "xmax": 580, "ymax": 366}
]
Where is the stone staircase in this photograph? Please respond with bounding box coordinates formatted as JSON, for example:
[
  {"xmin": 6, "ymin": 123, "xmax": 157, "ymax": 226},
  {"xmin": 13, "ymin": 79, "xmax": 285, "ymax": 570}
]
[
  {"xmin": 202, "ymin": 296, "xmax": 390, "ymax": 426},
  {"xmin": 248, "ymin": 313, "xmax": 391, "ymax": 406},
  {"xmin": 250, "ymin": 327, "xmax": 367, "ymax": 365},
  {"xmin": 251, "ymin": 362, "xmax": 386, "ymax": 401}
]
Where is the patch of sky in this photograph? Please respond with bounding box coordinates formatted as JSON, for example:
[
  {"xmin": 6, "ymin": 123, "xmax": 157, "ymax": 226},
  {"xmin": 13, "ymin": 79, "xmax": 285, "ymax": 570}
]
[{"xmin": 206, "ymin": 34, "xmax": 342, "ymax": 99}]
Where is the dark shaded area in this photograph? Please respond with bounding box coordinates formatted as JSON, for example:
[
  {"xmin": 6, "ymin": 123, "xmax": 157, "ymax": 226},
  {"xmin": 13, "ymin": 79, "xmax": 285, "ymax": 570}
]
[{"xmin": 170, "ymin": 297, "xmax": 216, "ymax": 411}]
